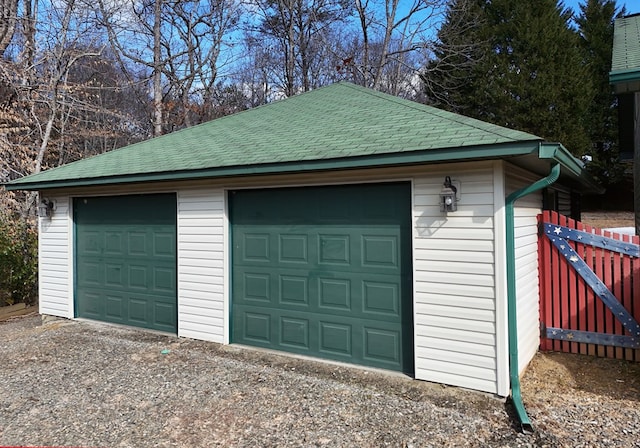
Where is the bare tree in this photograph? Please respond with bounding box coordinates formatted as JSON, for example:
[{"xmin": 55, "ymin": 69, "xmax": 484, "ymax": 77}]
[
  {"xmin": 350, "ymin": 0, "xmax": 440, "ymax": 96},
  {"xmin": 0, "ymin": 0, "xmax": 148, "ymax": 216},
  {"xmin": 245, "ymin": 0, "xmax": 348, "ymax": 97},
  {"xmin": 99, "ymin": 0, "xmax": 241, "ymax": 134}
]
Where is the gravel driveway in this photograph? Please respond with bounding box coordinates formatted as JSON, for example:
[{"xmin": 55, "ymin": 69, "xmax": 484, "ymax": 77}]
[{"xmin": 1, "ymin": 314, "xmax": 638, "ymax": 447}]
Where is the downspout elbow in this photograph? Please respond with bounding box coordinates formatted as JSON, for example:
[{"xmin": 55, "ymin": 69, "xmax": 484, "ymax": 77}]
[{"xmin": 505, "ymin": 162, "xmax": 561, "ymax": 433}]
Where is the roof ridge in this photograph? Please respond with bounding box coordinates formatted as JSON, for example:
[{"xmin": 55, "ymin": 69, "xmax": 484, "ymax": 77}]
[{"xmin": 336, "ymin": 82, "xmax": 541, "ymax": 141}]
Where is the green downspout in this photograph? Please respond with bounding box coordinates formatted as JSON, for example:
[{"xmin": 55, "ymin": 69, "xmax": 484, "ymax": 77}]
[{"xmin": 505, "ymin": 162, "xmax": 561, "ymax": 433}]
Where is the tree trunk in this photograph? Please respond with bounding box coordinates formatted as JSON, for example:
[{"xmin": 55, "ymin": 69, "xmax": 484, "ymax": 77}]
[
  {"xmin": 0, "ymin": 0, "xmax": 19, "ymax": 57},
  {"xmin": 153, "ymin": 0, "xmax": 163, "ymax": 136}
]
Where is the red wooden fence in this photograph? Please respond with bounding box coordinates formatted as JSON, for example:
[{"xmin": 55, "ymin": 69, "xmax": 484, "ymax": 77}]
[{"xmin": 538, "ymin": 211, "xmax": 640, "ymax": 361}]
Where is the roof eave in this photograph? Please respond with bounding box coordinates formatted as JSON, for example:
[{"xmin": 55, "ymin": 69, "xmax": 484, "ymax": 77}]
[
  {"xmin": 609, "ymin": 69, "xmax": 640, "ymax": 93},
  {"xmin": 538, "ymin": 142, "xmax": 604, "ymax": 194},
  {"xmin": 4, "ymin": 141, "xmax": 542, "ymax": 191}
]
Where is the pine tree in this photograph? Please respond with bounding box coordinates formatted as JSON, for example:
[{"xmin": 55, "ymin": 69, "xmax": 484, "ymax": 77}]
[
  {"xmin": 424, "ymin": 0, "xmax": 593, "ymax": 157},
  {"xmin": 576, "ymin": 0, "xmax": 626, "ymax": 186}
]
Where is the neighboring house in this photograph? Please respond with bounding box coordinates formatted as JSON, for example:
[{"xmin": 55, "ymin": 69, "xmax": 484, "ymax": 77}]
[
  {"xmin": 610, "ymin": 12, "xmax": 640, "ymax": 234},
  {"xmin": 5, "ymin": 82, "xmax": 600, "ymax": 397}
]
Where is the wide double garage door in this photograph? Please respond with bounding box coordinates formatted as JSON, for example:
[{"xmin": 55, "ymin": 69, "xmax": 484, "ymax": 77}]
[
  {"xmin": 75, "ymin": 194, "xmax": 177, "ymax": 333},
  {"xmin": 230, "ymin": 183, "xmax": 414, "ymax": 373}
]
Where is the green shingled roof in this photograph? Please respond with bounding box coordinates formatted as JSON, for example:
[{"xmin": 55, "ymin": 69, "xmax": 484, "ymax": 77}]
[
  {"xmin": 610, "ymin": 14, "xmax": 640, "ymax": 90},
  {"xmin": 7, "ymin": 82, "xmax": 544, "ymax": 190}
]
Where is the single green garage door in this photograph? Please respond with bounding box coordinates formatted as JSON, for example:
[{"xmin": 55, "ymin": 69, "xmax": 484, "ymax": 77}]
[
  {"xmin": 75, "ymin": 194, "xmax": 177, "ymax": 333},
  {"xmin": 230, "ymin": 183, "xmax": 413, "ymax": 373}
]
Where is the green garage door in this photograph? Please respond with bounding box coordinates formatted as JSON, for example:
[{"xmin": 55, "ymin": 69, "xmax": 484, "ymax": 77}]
[
  {"xmin": 75, "ymin": 194, "xmax": 177, "ymax": 333},
  {"xmin": 230, "ymin": 183, "xmax": 413, "ymax": 373}
]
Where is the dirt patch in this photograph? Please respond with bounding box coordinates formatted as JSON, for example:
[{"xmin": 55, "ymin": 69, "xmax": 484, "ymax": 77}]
[
  {"xmin": 581, "ymin": 211, "xmax": 635, "ymax": 229},
  {"xmin": 522, "ymin": 351, "xmax": 640, "ymax": 402}
]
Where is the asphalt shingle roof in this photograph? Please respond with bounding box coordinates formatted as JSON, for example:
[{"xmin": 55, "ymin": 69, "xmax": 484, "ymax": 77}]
[
  {"xmin": 7, "ymin": 82, "xmax": 542, "ymax": 188},
  {"xmin": 612, "ymin": 13, "xmax": 640, "ymax": 73}
]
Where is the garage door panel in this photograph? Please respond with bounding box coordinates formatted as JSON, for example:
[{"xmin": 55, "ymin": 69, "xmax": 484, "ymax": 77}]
[
  {"xmin": 78, "ymin": 262, "xmax": 101, "ymax": 285},
  {"xmin": 318, "ymin": 278, "xmax": 351, "ymax": 311},
  {"xmin": 361, "ymin": 235, "xmax": 398, "ymax": 268},
  {"xmin": 231, "ymin": 183, "xmax": 413, "ymax": 373},
  {"xmin": 363, "ymin": 280, "xmax": 399, "ymax": 316},
  {"xmin": 154, "ymin": 301, "xmax": 177, "ymax": 328},
  {"xmin": 78, "ymin": 231, "xmax": 101, "ymax": 255},
  {"xmin": 364, "ymin": 327, "xmax": 400, "ymax": 364},
  {"xmin": 319, "ymin": 321, "xmax": 353, "ymax": 357},
  {"xmin": 153, "ymin": 266, "xmax": 175, "ymax": 292},
  {"xmin": 242, "ymin": 233, "xmax": 271, "ymax": 261},
  {"xmin": 75, "ymin": 194, "xmax": 177, "ymax": 333},
  {"xmin": 128, "ymin": 265, "xmax": 147, "ymax": 288},
  {"xmin": 318, "ymin": 234, "xmax": 350, "ymax": 265},
  {"xmin": 127, "ymin": 232, "xmax": 146, "ymax": 255},
  {"xmin": 279, "ymin": 234, "xmax": 308, "ymax": 263},
  {"xmin": 242, "ymin": 311, "xmax": 271, "ymax": 342},
  {"xmin": 128, "ymin": 297, "xmax": 148, "ymax": 324},
  {"xmin": 154, "ymin": 232, "xmax": 175, "ymax": 257},
  {"xmin": 105, "ymin": 294, "xmax": 124, "ymax": 320},
  {"xmin": 79, "ymin": 291, "xmax": 103, "ymax": 318},
  {"xmin": 105, "ymin": 264, "xmax": 125, "ymax": 287},
  {"xmin": 280, "ymin": 316, "xmax": 310, "ymax": 349},
  {"xmin": 280, "ymin": 275, "xmax": 309, "ymax": 306}
]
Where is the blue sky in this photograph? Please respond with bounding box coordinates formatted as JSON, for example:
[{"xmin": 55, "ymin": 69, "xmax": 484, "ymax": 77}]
[{"xmin": 563, "ymin": 0, "xmax": 639, "ymax": 16}]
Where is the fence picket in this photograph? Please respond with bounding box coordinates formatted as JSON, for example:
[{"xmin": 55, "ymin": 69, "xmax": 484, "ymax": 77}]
[
  {"xmin": 584, "ymin": 220, "xmax": 597, "ymax": 357},
  {"xmin": 622, "ymin": 233, "xmax": 632, "ymax": 360},
  {"xmin": 576, "ymin": 218, "xmax": 588, "ymax": 355}
]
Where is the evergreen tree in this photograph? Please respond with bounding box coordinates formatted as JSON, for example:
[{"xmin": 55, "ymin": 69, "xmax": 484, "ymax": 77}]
[
  {"xmin": 424, "ymin": 0, "xmax": 593, "ymax": 157},
  {"xmin": 576, "ymin": 0, "xmax": 626, "ymax": 186},
  {"xmin": 423, "ymin": 0, "xmax": 488, "ymax": 114}
]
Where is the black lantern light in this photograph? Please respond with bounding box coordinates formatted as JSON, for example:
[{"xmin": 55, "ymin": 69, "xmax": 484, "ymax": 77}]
[
  {"xmin": 37, "ymin": 198, "xmax": 54, "ymax": 218},
  {"xmin": 439, "ymin": 176, "xmax": 458, "ymax": 213}
]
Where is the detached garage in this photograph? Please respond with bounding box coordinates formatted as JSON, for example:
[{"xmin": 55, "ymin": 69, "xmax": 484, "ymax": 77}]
[{"xmin": 5, "ymin": 82, "xmax": 600, "ymax": 400}]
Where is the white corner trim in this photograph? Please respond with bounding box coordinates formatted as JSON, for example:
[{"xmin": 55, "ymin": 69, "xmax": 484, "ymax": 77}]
[
  {"xmin": 223, "ymin": 190, "xmax": 231, "ymax": 345},
  {"xmin": 66, "ymin": 196, "xmax": 74, "ymax": 319},
  {"xmin": 493, "ymin": 161, "xmax": 510, "ymax": 397}
]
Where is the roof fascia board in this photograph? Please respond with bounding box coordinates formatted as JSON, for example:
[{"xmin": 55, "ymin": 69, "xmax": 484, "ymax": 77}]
[
  {"xmin": 4, "ymin": 141, "xmax": 540, "ymax": 191},
  {"xmin": 610, "ymin": 69, "xmax": 640, "ymax": 85}
]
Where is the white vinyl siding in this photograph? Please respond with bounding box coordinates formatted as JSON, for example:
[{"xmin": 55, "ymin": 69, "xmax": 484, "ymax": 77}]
[
  {"xmin": 506, "ymin": 165, "xmax": 543, "ymax": 374},
  {"xmin": 413, "ymin": 162, "xmax": 499, "ymax": 394},
  {"xmin": 177, "ymin": 188, "xmax": 226, "ymax": 343},
  {"xmin": 38, "ymin": 194, "xmax": 72, "ymax": 318}
]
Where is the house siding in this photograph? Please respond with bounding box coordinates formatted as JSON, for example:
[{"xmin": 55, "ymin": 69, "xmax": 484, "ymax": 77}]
[
  {"xmin": 412, "ymin": 163, "xmax": 499, "ymax": 394},
  {"xmin": 35, "ymin": 162, "xmax": 521, "ymax": 395},
  {"xmin": 38, "ymin": 194, "xmax": 72, "ymax": 318},
  {"xmin": 177, "ymin": 188, "xmax": 226, "ymax": 343},
  {"xmin": 505, "ymin": 165, "xmax": 543, "ymax": 374}
]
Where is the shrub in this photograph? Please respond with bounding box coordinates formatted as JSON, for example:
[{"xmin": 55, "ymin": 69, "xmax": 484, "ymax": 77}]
[{"xmin": 0, "ymin": 216, "xmax": 38, "ymax": 306}]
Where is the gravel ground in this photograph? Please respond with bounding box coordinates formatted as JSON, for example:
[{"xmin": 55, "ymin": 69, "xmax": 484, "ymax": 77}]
[{"xmin": 1, "ymin": 314, "xmax": 639, "ymax": 447}]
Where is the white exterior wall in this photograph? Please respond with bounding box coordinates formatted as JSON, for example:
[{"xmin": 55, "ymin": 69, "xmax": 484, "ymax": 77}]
[
  {"xmin": 35, "ymin": 163, "xmax": 521, "ymax": 396},
  {"xmin": 177, "ymin": 188, "xmax": 226, "ymax": 343},
  {"xmin": 412, "ymin": 161, "xmax": 504, "ymax": 395},
  {"xmin": 38, "ymin": 194, "xmax": 72, "ymax": 318},
  {"xmin": 505, "ymin": 165, "xmax": 543, "ymax": 374}
]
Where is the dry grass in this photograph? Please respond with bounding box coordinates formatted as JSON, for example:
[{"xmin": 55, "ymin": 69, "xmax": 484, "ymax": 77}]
[{"xmin": 581, "ymin": 211, "xmax": 635, "ymax": 229}]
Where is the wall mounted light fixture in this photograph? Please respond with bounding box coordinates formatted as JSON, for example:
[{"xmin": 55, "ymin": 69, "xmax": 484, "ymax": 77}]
[
  {"xmin": 37, "ymin": 198, "xmax": 55, "ymax": 218},
  {"xmin": 439, "ymin": 176, "xmax": 459, "ymax": 213}
]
